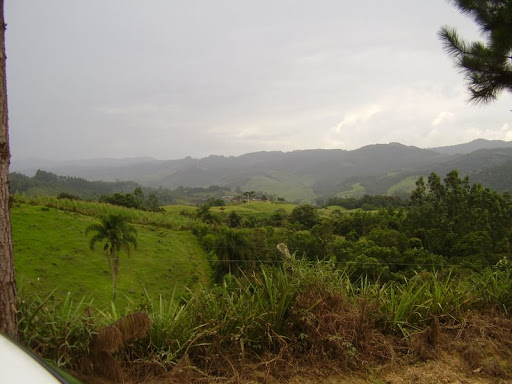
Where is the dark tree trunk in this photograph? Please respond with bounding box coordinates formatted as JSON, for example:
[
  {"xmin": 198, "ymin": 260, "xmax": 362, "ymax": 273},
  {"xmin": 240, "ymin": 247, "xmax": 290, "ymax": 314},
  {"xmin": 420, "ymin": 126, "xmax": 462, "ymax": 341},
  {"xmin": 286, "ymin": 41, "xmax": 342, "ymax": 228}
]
[{"xmin": 0, "ymin": 0, "xmax": 18, "ymax": 339}]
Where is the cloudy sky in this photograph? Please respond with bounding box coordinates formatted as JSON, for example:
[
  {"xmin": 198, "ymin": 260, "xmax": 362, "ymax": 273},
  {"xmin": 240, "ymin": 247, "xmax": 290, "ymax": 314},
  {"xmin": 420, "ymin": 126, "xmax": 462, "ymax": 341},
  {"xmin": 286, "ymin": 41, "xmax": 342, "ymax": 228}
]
[{"xmin": 5, "ymin": 0, "xmax": 512, "ymax": 162}]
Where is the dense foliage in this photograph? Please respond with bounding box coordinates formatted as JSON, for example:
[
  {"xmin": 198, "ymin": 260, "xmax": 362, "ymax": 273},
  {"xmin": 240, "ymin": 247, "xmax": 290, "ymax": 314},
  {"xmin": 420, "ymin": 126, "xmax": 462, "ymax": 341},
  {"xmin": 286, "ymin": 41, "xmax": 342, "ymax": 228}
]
[
  {"xmin": 10, "ymin": 170, "xmax": 233, "ymax": 205},
  {"xmin": 10, "ymin": 170, "xmax": 140, "ymax": 200},
  {"xmin": 192, "ymin": 171, "xmax": 512, "ymax": 283},
  {"xmin": 325, "ymin": 194, "xmax": 407, "ymax": 210},
  {"xmin": 407, "ymin": 170, "xmax": 512, "ymax": 266},
  {"xmin": 99, "ymin": 188, "xmax": 163, "ymax": 212}
]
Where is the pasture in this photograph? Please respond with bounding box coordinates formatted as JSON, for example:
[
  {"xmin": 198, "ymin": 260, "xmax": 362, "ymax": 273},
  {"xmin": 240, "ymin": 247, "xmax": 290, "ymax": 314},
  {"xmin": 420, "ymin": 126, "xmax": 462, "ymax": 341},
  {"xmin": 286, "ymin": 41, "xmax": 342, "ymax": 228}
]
[{"xmin": 12, "ymin": 202, "xmax": 210, "ymax": 309}]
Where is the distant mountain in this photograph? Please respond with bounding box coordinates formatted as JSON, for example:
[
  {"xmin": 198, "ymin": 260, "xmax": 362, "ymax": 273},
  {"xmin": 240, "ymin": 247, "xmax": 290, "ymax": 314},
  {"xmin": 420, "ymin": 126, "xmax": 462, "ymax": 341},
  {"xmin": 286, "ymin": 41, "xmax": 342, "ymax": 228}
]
[
  {"xmin": 429, "ymin": 139, "xmax": 512, "ymax": 155},
  {"xmin": 12, "ymin": 156, "xmax": 159, "ymax": 179},
  {"xmin": 11, "ymin": 139, "xmax": 512, "ymax": 201},
  {"xmin": 12, "ymin": 143, "xmax": 448, "ymax": 201},
  {"xmin": 337, "ymin": 147, "xmax": 512, "ymax": 197}
]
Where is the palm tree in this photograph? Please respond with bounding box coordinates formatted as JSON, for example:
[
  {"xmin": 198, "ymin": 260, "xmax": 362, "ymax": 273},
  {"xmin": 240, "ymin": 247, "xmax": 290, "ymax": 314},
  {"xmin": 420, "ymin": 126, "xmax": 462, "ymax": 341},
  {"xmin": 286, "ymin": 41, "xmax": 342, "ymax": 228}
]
[
  {"xmin": 86, "ymin": 214, "xmax": 137, "ymax": 302},
  {"xmin": 439, "ymin": 0, "xmax": 512, "ymax": 104}
]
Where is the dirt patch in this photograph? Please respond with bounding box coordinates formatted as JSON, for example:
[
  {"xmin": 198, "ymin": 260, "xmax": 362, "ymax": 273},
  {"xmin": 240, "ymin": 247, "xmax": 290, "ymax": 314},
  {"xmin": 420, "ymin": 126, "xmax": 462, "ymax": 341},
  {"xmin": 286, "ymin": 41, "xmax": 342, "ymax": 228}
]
[
  {"xmin": 137, "ymin": 356, "xmax": 507, "ymax": 384},
  {"xmin": 378, "ymin": 355, "xmax": 508, "ymax": 384}
]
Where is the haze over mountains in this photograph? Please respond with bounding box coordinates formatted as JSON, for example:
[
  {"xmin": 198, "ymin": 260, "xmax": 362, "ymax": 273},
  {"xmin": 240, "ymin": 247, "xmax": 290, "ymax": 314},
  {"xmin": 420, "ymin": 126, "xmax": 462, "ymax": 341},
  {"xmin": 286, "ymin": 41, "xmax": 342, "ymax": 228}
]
[{"xmin": 12, "ymin": 139, "xmax": 512, "ymax": 201}]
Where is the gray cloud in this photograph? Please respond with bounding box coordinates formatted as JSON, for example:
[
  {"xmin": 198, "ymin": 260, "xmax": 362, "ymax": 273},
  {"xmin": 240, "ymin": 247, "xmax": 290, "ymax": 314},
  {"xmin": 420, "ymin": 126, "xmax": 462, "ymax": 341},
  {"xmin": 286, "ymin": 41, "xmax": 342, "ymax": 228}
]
[{"xmin": 5, "ymin": 0, "xmax": 512, "ymax": 162}]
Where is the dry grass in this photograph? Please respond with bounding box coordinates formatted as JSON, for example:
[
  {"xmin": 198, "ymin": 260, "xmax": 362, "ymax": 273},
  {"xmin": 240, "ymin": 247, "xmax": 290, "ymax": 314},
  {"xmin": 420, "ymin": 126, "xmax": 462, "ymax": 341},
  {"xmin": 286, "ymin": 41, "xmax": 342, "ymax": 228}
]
[
  {"xmin": 287, "ymin": 286, "xmax": 394, "ymax": 367},
  {"xmin": 409, "ymin": 315, "xmax": 442, "ymax": 360},
  {"xmin": 75, "ymin": 304, "xmax": 512, "ymax": 384},
  {"xmin": 82, "ymin": 311, "xmax": 152, "ymax": 383},
  {"xmin": 450, "ymin": 312, "xmax": 512, "ymax": 379},
  {"xmin": 91, "ymin": 326, "xmax": 124, "ymax": 354},
  {"xmin": 114, "ymin": 311, "xmax": 151, "ymax": 341}
]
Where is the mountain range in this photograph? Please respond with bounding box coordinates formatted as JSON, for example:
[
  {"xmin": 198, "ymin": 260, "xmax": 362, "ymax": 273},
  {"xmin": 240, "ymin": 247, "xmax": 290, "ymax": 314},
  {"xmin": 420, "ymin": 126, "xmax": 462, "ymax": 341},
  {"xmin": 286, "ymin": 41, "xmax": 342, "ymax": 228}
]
[{"xmin": 12, "ymin": 139, "xmax": 512, "ymax": 202}]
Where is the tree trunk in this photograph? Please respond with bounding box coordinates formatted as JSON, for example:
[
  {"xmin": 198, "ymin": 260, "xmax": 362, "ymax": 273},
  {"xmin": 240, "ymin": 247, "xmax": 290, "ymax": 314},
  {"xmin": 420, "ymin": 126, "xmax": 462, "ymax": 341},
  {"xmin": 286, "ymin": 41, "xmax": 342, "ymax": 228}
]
[
  {"xmin": 111, "ymin": 266, "xmax": 117, "ymax": 303},
  {"xmin": 0, "ymin": 0, "xmax": 18, "ymax": 339},
  {"xmin": 111, "ymin": 251, "xmax": 118, "ymax": 303}
]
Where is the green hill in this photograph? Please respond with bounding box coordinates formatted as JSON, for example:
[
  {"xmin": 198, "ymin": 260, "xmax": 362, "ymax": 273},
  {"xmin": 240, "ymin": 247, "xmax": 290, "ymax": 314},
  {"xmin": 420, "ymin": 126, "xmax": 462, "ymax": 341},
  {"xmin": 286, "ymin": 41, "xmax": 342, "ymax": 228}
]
[{"xmin": 12, "ymin": 202, "xmax": 211, "ymax": 309}]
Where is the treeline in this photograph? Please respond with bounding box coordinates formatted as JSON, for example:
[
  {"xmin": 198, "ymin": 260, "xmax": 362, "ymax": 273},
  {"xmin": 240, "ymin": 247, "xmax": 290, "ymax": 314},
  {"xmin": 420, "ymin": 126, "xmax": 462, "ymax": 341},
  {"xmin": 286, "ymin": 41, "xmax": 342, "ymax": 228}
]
[
  {"xmin": 193, "ymin": 170, "xmax": 512, "ymax": 283},
  {"xmin": 470, "ymin": 160, "xmax": 512, "ymax": 193},
  {"xmin": 10, "ymin": 169, "xmax": 284, "ymax": 207},
  {"xmin": 9, "ymin": 170, "xmax": 232, "ymax": 205},
  {"xmin": 10, "ymin": 170, "xmax": 140, "ymax": 200},
  {"xmin": 407, "ymin": 170, "xmax": 512, "ymax": 263},
  {"xmin": 325, "ymin": 194, "xmax": 407, "ymax": 210},
  {"xmin": 174, "ymin": 185, "xmax": 228, "ymax": 195},
  {"xmin": 98, "ymin": 188, "xmax": 163, "ymax": 212}
]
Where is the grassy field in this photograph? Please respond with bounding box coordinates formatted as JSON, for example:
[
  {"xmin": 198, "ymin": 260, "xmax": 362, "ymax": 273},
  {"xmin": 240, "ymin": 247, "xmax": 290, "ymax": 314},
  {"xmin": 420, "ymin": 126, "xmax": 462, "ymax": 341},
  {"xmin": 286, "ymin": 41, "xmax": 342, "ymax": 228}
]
[
  {"xmin": 387, "ymin": 175, "xmax": 419, "ymax": 195},
  {"xmin": 241, "ymin": 171, "xmax": 318, "ymax": 202},
  {"xmin": 163, "ymin": 204, "xmax": 197, "ymax": 215},
  {"xmin": 210, "ymin": 200, "xmax": 296, "ymax": 219},
  {"xmin": 334, "ymin": 182, "xmax": 366, "ymax": 198},
  {"xmin": 179, "ymin": 200, "xmax": 348, "ymax": 221},
  {"xmin": 12, "ymin": 203, "xmax": 210, "ymax": 309},
  {"xmin": 14, "ymin": 195, "xmax": 197, "ymax": 229}
]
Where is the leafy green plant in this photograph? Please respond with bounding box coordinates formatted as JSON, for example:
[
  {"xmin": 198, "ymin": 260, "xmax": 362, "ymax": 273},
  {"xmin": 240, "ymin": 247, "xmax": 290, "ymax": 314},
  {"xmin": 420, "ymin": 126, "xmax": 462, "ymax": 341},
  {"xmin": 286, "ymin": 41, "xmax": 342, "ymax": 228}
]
[
  {"xmin": 473, "ymin": 269, "xmax": 512, "ymax": 314},
  {"xmin": 18, "ymin": 290, "xmax": 100, "ymax": 368}
]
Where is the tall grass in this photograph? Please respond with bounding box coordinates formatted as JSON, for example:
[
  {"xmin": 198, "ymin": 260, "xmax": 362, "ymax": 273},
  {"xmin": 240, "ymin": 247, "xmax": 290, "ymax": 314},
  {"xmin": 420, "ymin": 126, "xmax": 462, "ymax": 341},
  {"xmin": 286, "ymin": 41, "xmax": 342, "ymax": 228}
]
[
  {"xmin": 472, "ymin": 269, "xmax": 512, "ymax": 314},
  {"xmin": 141, "ymin": 287, "xmax": 201, "ymax": 364},
  {"xmin": 18, "ymin": 257, "xmax": 512, "ymax": 376},
  {"xmin": 18, "ymin": 290, "xmax": 100, "ymax": 368}
]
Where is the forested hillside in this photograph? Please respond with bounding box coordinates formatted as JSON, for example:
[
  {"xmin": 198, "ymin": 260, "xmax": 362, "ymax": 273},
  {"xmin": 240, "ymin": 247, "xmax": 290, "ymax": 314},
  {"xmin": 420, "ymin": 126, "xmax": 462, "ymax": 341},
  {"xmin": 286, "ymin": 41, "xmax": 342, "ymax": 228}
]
[
  {"xmin": 12, "ymin": 139, "xmax": 512, "ymax": 202},
  {"xmin": 10, "ymin": 169, "xmax": 235, "ymax": 205},
  {"xmin": 335, "ymin": 147, "xmax": 512, "ymax": 197},
  {"xmin": 10, "ymin": 170, "xmax": 140, "ymax": 199}
]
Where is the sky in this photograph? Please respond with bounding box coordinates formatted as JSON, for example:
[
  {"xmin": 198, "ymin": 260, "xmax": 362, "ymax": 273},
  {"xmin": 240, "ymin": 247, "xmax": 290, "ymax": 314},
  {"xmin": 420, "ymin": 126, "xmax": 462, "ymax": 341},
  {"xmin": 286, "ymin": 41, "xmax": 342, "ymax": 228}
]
[{"xmin": 5, "ymin": 0, "xmax": 512, "ymax": 162}]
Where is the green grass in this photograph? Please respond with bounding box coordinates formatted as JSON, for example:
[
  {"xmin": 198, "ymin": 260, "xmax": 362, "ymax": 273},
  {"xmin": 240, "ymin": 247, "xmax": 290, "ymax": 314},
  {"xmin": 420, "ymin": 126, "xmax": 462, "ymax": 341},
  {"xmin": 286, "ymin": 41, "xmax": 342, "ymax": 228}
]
[
  {"xmin": 320, "ymin": 205, "xmax": 353, "ymax": 217},
  {"xmin": 387, "ymin": 176, "xmax": 419, "ymax": 196},
  {"xmin": 325, "ymin": 205, "xmax": 349, "ymax": 211},
  {"xmin": 211, "ymin": 201, "xmax": 297, "ymax": 219},
  {"xmin": 163, "ymin": 204, "xmax": 197, "ymax": 215},
  {"xmin": 12, "ymin": 202, "xmax": 210, "ymax": 309},
  {"xmin": 14, "ymin": 195, "xmax": 197, "ymax": 230},
  {"xmin": 335, "ymin": 183, "xmax": 366, "ymax": 198},
  {"xmin": 241, "ymin": 171, "xmax": 318, "ymax": 202},
  {"xmin": 211, "ymin": 201, "xmax": 347, "ymax": 220},
  {"xmin": 167, "ymin": 201, "xmax": 344, "ymax": 222}
]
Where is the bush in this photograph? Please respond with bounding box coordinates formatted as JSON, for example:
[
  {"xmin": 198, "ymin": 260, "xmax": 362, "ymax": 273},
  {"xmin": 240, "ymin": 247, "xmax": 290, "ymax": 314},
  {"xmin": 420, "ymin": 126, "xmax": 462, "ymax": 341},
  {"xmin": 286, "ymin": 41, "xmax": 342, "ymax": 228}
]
[
  {"xmin": 289, "ymin": 204, "xmax": 319, "ymax": 230},
  {"xmin": 57, "ymin": 192, "xmax": 81, "ymax": 201}
]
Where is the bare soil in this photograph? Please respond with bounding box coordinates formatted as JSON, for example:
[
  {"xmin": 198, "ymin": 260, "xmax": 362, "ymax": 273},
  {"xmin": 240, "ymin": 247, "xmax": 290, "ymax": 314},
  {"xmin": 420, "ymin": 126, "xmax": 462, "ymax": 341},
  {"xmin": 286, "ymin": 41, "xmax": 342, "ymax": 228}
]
[{"xmin": 130, "ymin": 353, "xmax": 510, "ymax": 384}]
